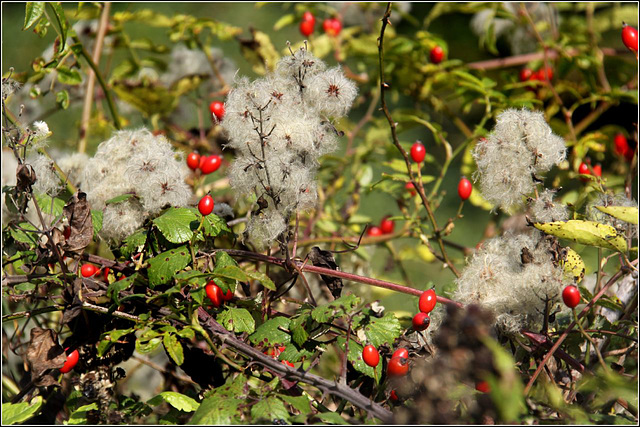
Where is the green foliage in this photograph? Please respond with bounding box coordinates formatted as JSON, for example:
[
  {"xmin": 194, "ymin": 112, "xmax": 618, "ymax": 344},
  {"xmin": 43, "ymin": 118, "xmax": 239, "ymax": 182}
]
[{"xmin": 1, "ymin": 396, "xmax": 43, "ymax": 425}]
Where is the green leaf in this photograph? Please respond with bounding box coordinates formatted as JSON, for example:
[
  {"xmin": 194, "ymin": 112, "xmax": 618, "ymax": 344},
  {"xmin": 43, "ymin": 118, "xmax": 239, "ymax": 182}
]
[
  {"xmin": 273, "ymin": 13, "xmax": 295, "ymax": 31},
  {"xmin": 113, "ymin": 82, "xmax": 178, "ymax": 117},
  {"xmin": 91, "ymin": 209, "xmax": 102, "ymax": 236},
  {"xmin": 218, "ymin": 308, "xmax": 256, "ymax": 334},
  {"xmin": 311, "ymin": 294, "xmax": 360, "ymax": 323},
  {"xmin": 147, "ymin": 245, "xmax": 191, "ymax": 287},
  {"xmin": 189, "ymin": 393, "xmax": 241, "ymax": 425},
  {"xmin": 24, "ymin": 3, "xmax": 45, "ymax": 30},
  {"xmin": 163, "ymin": 333, "xmax": 184, "ymax": 365},
  {"xmin": 534, "ymin": 220, "xmax": 627, "ymax": 252},
  {"xmin": 316, "ymin": 412, "xmax": 347, "ymax": 424},
  {"xmin": 249, "ymin": 317, "xmax": 291, "ymax": 347},
  {"xmin": 153, "ymin": 207, "xmax": 198, "ymax": 244},
  {"xmin": 105, "ymin": 193, "xmax": 136, "ymax": 205},
  {"xmin": 67, "ymin": 403, "xmax": 99, "ymax": 425},
  {"xmin": 290, "ymin": 312, "xmax": 311, "ymax": 346},
  {"xmin": 2, "ymin": 396, "xmax": 43, "ymax": 425},
  {"xmin": 148, "ymin": 392, "xmax": 199, "ymax": 412},
  {"xmin": 281, "ymin": 395, "xmax": 311, "ymax": 415},
  {"xmin": 213, "ymin": 265, "xmax": 248, "ymax": 282},
  {"xmin": 363, "ymin": 312, "xmax": 402, "ymax": 348},
  {"xmin": 246, "ymin": 270, "xmax": 275, "ymax": 291},
  {"xmin": 56, "ymin": 65, "xmax": 82, "ymax": 85},
  {"xmin": 136, "ymin": 330, "xmax": 162, "ymax": 354},
  {"xmin": 595, "ymin": 206, "xmax": 638, "ymax": 225},
  {"xmin": 10, "ymin": 222, "xmax": 39, "ymax": 245},
  {"xmin": 47, "ymin": 2, "xmax": 69, "ymax": 51},
  {"xmin": 120, "ymin": 229, "xmax": 147, "ymax": 258},
  {"xmin": 56, "ymin": 89, "xmax": 69, "ymax": 109},
  {"xmin": 34, "ymin": 193, "xmax": 65, "ymax": 217},
  {"xmin": 201, "ymin": 212, "xmax": 232, "ymax": 237},
  {"xmin": 251, "ymin": 396, "xmax": 289, "ymax": 422}
]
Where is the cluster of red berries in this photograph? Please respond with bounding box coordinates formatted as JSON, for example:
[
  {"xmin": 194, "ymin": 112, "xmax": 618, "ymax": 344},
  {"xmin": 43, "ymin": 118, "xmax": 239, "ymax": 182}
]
[
  {"xmin": 519, "ymin": 66, "xmax": 554, "ymax": 83},
  {"xmin": 367, "ymin": 216, "xmax": 395, "ymax": 237},
  {"xmin": 205, "ymin": 280, "xmax": 233, "ymax": 307},
  {"xmin": 187, "ymin": 152, "xmax": 222, "ymax": 175},
  {"xmin": 578, "ymin": 161, "xmax": 602, "ymax": 183},
  {"xmin": 362, "ymin": 345, "xmax": 410, "ymax": 377},
  {"xmin": 209, "ymin": 101, "xmax": 225, "ymax": 121},
  {"xmin": 265, "ymin": 345, "xmax": 295, "ymax": 367},
  {"xmin": 614, "ymin": 133, "xmax": 635, "ymax": 162},
  {"xmin": 299, "ymin": 11, "xmax": 342, "ymax": 37},
  {"xmin": 412, "ymin": 288, "xmax": 437, "ymax": 331}
]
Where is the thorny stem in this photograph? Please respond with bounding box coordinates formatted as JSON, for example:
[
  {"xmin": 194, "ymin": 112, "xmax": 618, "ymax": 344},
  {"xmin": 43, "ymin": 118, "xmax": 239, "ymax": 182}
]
[
  {"xmin": 78, "ymin": 2, "xmax": 111, "ymax": 153},
  {"xmin": 377, "ymin": 2, "xmax": 460, "ymax": 277}
]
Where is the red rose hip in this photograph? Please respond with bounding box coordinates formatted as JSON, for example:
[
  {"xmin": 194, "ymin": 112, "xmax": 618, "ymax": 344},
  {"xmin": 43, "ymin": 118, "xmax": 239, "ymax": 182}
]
[
  {"xmin": 367, "ymin": 226, "xmax": 383, "ymax": 237},
  {"xmin": 59, "ymin": 348, "xmax": 79, "ymax": 373},
  {"xmin": 622, "ymin": 23, "xmax": 638, "ymax": 53},
  {"xmin": 380, "ymin": 216, "xmax": 394, "ymax": 234},
  {"xmin": 300, "ymin": 19, "xmax": 314, "ymax": 37},
  {"xmin": 205, "ymin": 281, "xmax": 224, "ymax": 307},
  {"xmin": 198, "ymin": 195, "xmax": 215, "ymax": 216},
  {"xmin": 614, "ymin": 133, "xmax": 629, "ymax": 157},
  {"xmin": 323, "ymin": 18, "xmax": 342, "ymax": 36},
  {"xmin": 412, "ymin": 312, "xmax": 431, "ymax": 331},
  {"xmin": 562, "ymin": 285, "xmax": 581, "ymax": 308},
  {"xmin": 392, "ymin": 348, "xmax": 409, "ymax": 360},
  {"xmin": 302, "ymin": 11, "xmax": 316, "ymax": 26},
  {"xmin": 209, "ymin": 101, "xmax": 225, "ymax": 121},
  {"xmin": 430, "ymin": 45, "xmax": 444, "ymax": 64},
  {"xmin": 362, "ymin": 344, "xmax": 380, "ymax": 367},
  {"xmin": 458, "ymin": 177, "xmax": 472, "ymax": 201},
  {"xmin": 81, "ymin": 264, "xmax": 98, "ymax": 278},
  {"xmin": 519, "ymin": 68, "xmax": 533, "ymax": 82},
  {"xmin": 387, "ymin": 356, "xmax": 409, "ymax": 377},
  {"xmin": 419, "ymin": 289, "xmax": 437, "ymax": 314},
  {"xmin": 476, "ymin": 380, "xmax": 490, "ymax": 393},
  {"xmin": 410, "ymin": 141, "xmax": 426, "ymax": 163},
  {"xmin": 200, "ymin": 154, "xmax": 222, "ymax": 174},
  {"xmin": 186, "ymin": 152, "xmax": 201, "ymax": 171}
]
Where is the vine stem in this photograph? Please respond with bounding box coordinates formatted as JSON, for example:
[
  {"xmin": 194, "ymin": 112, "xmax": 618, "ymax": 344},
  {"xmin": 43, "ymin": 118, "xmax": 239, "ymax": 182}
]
[
  {"xmin": 377, "ymin": 2, "xmax": 460, "ymax": 278},
  {"xmin": 78, "ymin": 2, "xmax": 111, "ymax": 153},
  {"xmin": 523, "ymin": 261, "xmax": 637, "ymax": 395}
]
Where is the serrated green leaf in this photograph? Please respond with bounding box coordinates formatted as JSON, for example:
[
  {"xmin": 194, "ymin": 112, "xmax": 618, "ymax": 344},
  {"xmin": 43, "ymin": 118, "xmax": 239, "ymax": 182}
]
[
  {"xmin": 317, "ymin": 412, "xmax": 347, "ymax": 424},
  {"xmin": 147, "ymin": 245, "xmax": 191, "ymax": 287},
  {"xmin": 290, "ymin": 313, "xmax": 311, "ymax": 346},
  {"xmin": 176, "ymin": 327, "xmax": 195, "ymax": 339},
  {"xmin": 91, "ymin": 209, "xmax": 102, "ymax": 236},
  {"xmin": 251, "ymin": 396, "xmax": 289, "ymax": 422},
  {"xmin": 153, "ymin": 207, "xmax": 198, "ymax": 244},
  {"xmin": 10, "ymin": 222, "xmax": 39, "ymax": 245},
  {"xmin": 311, "ymin": 294, "xmax": 360, "ymax": 323},
  {"xmin": 249, "ymin": 317, "xmax": 291, "ymax": 347},
  {"xmin": 363, "ymin": 312, "xmax": 402, "ymax": 347},
  {"xmin": 246, "ymin": 270, "xmax": 275, "ymax": 291},
  {"xmin": 24, "ymin": 3, "xmax": 45, "ymax": 30},
  {"xmin": 2, "ymin": 396, "xmax": 43, "ymax": 425},
  {"xmin": 56, "ymin": 66, "xmax": 82, "ymax": 85},
  {"xmin": 595, "ymin": 206, "xmax": 638, "ymax": 225},
  {"xmin": 34, "ymin": 193, "xmax": 65, "ymax": 217},
  {"xmin": 189, "ymin": 393, "xmax": 241, "ymax": 425},
  {"xmin": 136, "ymin": 335, "xmax": 162, "ymax": 354},
  {"xmin": 163, "ymin": 333, "xmax": 184, "ymax": 366},
  {"xmin": 148, "ymin": 392, "xmax": 199, "ymax": 412},
  {"xmin": 198, "ymin": 211, "xmax": 232, "ymax": 238},
  {"xmin": 120, "ymin": 229, "xmax": 147, "ymax": 258},
  {"xmin": 47, "ymin": 2, "xmax": 69, "ymax": 51},
  {"xmin": 218, "ymin": 308, "xmax": 256, "ymax": 334},
  {"xmin": 534, "ymin": 220, "xmax": 627, "ymax": 252},
  {"xmin": 281, "ymin": 394, "xmax": 311, "ymax": 415}
]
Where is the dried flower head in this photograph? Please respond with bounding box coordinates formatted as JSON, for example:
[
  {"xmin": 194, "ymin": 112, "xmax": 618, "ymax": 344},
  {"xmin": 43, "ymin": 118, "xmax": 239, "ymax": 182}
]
[
  {"xmin": 529, "ymin": 189, "xmax": 569, "ymax": 223},
  {"xmin": 30, "ymin": 154, "xmax": 62, "ymax": 196},
  {"xmin": 587, "ymin": 192, "xmax": 638, "ymax": 239}
]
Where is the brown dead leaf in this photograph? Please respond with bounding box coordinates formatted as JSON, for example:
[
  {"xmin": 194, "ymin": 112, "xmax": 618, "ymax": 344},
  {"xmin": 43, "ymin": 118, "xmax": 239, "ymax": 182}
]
[
  {"xmin": 63, "ymin": 192, "xmax": 93, "ymax": 253},
  {"xmin": 16, "ymin": 163, "xmax": 36, "ymax": 192},
  {"xmin": 26, "ymin": 328, "xmax": 67, "ymax": 387}
]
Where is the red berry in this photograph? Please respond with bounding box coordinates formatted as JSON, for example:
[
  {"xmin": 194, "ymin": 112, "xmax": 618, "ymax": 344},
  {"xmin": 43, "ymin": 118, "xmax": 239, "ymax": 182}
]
[
  {"xmin": 405, "ymin": 182, "xmax": 416, "ymax": 196},
  {"xmin": 222, "ymin": 288, "xmax": 234, "ymax": 301},
  {"xmin": 59, "ymin": 348, "xmax": 79, "ymax": 374},
  {"xmin": 282, "ymin": 360, "xmax": 295, "ymax": 368},
  {"xmin": 562, "ymin": 285, "xmax": 581, "ymax": 308},
  {"xmin": 592, "ymin": 163, "xmax": 602, "ymax": 178},
  {"xmin": 390, "ymin": 390, "xmax": 399, "ymax": 403},
  {"xmin": 187, "ymin": 152, "xmax": 201, "ymax": 171},
  {"xmin": 458, "ymin": 177, "xmax": 472, "ymax": 201},
  {"xmin": 380, "ymin": 216, "xmax": 395, "ymax": 234},
  {"xmin": 198, "ymin": 195, "xmax": 215, "ymax": 216},
  {"xmin": 475, "ymin": 380, "xmax": 490, "ymax": 393},
  {"xmin": 430, "ymin": 45, "xmax": 445, "ymax": 64},
  {"xmin": 419, "ymin": 289, "xmax": 437, "ymax": 314},
  {"xmin": 300, "ymin": 19, "xmax": 314, "ymax": 37},
  {"xmin": 387, "ymin": 356, "xmax": 409, "ymax": 377},
  {"xmin": 209, "ymin": 101, "xmax": 225, "ymax": 121},
  {"xmin": 367, "ymin": 226, "xmax": 383, "ymax": 237},
  {"xmin": 622, "ymin": 23, "xmax": 638, "ymax": 53},
  {"xmin": 200, "ymin": 154, "xmax": 222, "ymax": 174},
  {"xmin": 536, "ymin": 66, "xmax": 553, "ymax": 81},
  {"xmin": 80, "ymin": 264, "xmax": 98, "ymax": 278},
  {"xmin": 519, "ymin": 68, "xmax": 533, "ymax": 82},
  {"xmin": 578, "ymin": 162, "xmax": 590, "ymax": 182},
  {"xmin": 362, "ymin": 344, "xmax": 380, "ymax": 367},
  {"xmin": 323, "ymin": 18, "xmax": 342, "ymax": 36},
  {"xmin": 614, "ymin": 133, "xmax": 629, "ymax": 157},
  {"xmin": 199, "ymin": 155, "xmax": 209, "ymax": 170},
  {"xmin": 410, "ymin": 142, "xmax": 426, "ymax": 163},
  {"xmin": 392, "ymin": 348, "xmax": 409, "ymax": 360},
  {"xmin": 302, "ymin": 11, "xmax": 316, "ymax": 26},
  {"xmin": 412, "ymin": 312, "xmax": 431, "ymax": 331},
  {"xmin": 205, "ymin": 281, "xmax": 224, "ymax": 307}
]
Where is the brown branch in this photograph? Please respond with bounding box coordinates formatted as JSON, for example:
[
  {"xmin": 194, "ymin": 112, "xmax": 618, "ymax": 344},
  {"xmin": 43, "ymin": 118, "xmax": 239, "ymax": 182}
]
[{"xmin": 466, "ymin": 47, "xmax": 619, "ymax": 71}]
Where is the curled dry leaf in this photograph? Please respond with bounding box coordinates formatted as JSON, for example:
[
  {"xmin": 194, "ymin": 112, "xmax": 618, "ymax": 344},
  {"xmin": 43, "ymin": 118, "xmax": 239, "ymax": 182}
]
[
  {"xmin": 308, "ymin": 246, "xmax": 343, "ymax": 299},
  {"xmin": 26, "ymin": 327, "xmax": 67, "ymax": 387},
  {"xmin": 16, "ymin": 163, "xmax": 36, "ymax": 192},
  {"xmin": 63, "ymin": 191, "xmax": 93, "ymax": 253}
]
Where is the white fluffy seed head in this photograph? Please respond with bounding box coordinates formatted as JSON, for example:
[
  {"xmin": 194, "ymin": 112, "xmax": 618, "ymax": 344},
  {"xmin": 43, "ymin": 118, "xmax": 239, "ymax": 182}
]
[
  {"xmin": 30, "ymin": 154, "xmax": 62, "ymax": 196},
  {"xmin": 56, "ymin": 152, "xmax": 89, "ymax": 190},
  {"xmin": 101, "ymin": 198, "xmax": 146, "ymax": 242},
  {"xmin": 453, "ymin": 231, "xmax": 571, "ymax": 335},
  {"xmin": 306, "ymin": 67, "xmax": 358, "ymax": 118},
  {"xmin": 473, "ymin": 108, "xmax": 566, "ymax": 211},
  {"xmin": 529, "ymin": 189, "xmax": 569, "ymax": 223}
]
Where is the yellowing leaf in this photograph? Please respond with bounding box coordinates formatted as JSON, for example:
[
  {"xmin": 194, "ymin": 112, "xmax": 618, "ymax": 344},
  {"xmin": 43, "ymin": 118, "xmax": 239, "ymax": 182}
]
[
  {"xmin": 595, "ymin": 206, "xmax": 638, "ymax": 225},
  {"xmin": 561, "ymin": 248, "xmax": 585, "ymax": 284},
  {"xmin": 534, "ymin": 220, "xmax": 627, "ymax": 253}
]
